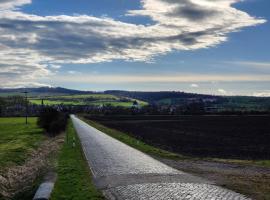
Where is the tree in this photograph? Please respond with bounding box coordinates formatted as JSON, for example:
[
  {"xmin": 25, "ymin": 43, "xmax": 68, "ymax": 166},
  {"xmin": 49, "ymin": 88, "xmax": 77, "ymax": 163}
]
[{"xmin": 37, "ymin": 107, "xmax": 68, "ymax": 137}]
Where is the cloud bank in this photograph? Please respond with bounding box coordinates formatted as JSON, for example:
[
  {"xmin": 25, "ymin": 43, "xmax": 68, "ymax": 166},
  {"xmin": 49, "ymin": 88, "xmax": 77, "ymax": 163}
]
[
  {"xmin": 0, "ymin": 0, "xmax": 31, "ymax": 10},
  {"xmin": 0, "ymin": 0, "xmax": 266, "ymax": 87}
]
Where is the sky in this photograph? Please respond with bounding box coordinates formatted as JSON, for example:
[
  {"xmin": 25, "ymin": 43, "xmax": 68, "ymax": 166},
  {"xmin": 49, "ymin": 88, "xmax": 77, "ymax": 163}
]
[{"xmin": 0, "ymin": 0, "xmax": 269, "ymax": 96}]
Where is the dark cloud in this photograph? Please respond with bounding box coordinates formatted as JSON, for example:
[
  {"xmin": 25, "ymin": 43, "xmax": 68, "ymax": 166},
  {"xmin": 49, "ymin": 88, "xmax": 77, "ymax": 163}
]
[{"xmin": 162, "ymin": 0, "xmax": 218, "ymax": 21}]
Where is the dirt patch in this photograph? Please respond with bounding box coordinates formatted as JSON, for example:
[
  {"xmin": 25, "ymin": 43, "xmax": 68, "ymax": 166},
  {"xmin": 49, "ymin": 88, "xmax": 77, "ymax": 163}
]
[
  {"xmin": 158, "ymin": 158, "xmax": 270, "ymax": 200},
  {"xmin": 0, "ymin": 135, "xmax": 64, "ymax": 199}
]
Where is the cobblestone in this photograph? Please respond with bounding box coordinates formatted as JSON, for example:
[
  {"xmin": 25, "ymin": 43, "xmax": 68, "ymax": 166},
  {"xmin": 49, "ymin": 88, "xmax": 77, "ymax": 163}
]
[
  {"xmin": 105, "ymin": 183, "xmax": 250, "ymax": 200},
  {"xmin": 71, "ymin": 115, "xmax": 251, "ymax": 200},
  {"xmin": 71, "ymin": 115, "xmax": 180, "ymax": 177}
]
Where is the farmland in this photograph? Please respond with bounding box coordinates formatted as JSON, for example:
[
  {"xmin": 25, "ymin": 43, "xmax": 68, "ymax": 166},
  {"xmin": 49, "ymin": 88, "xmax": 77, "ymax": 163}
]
[
  {"xmin": 2, "ymin": 87, "xmax": 270, "ymax": 112},
  {"xmin": 106, "ymin": 91, "xmax": 270, "ymax": 112},
  {"xmin": 0, "ymin": 117, "xmax": 44, "ymax": 170},
  {"xmin": 82, "ymin": 115, "xmax": 270, "ymax": 200},
  {"xmin": 86, "ymin": 115, "xmax": 270, "ymax": 160},
  {"xmin": 29, "ymin": 94, "xmax": 147, "ymax": 107}
]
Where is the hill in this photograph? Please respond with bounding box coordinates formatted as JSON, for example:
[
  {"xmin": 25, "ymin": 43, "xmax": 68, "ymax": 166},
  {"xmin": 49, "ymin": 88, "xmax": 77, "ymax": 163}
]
[
  {"xmin": 0, "ymin": 87, "xmax": 149, "ymax": 107},
  {"xmin": 104, "ymin": 90, "xmax": 219, "ymax": 103},
  {"xmin": 0, "ymin": 87, "xmax": 93, "ymax": 97},
  {"xmin": 105, "ymin": 90, "xmax": 270, "ymax": 112},
  {"xmin": 1, "ymin": 87, "xmax": 270, "ymax": 111}
]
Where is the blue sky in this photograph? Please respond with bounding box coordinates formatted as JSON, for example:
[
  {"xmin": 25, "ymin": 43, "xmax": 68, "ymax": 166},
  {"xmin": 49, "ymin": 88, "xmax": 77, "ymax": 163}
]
[{"xmin": 0, "ymin": 0, "xmax": 269, "ymax": 96}]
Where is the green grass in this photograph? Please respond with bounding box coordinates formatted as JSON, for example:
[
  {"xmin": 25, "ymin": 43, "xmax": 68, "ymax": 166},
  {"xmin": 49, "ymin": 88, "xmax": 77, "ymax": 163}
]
[
  {"xmin": 50, "ymin": 94, "xmax": 119, "ymax": 100},
  {"xmin": 0, "ymin": 117, "xmax": 44, "ymax": 170},
  {"xmin": 81, "ymin": 117, "xmax": 183, "ymax": 160},
  {"xmin": 51, "ymin": 120, "xmax": 104, "ymax": 200},
  {"xmin": 30, "ymin": 94, "xmax": 119, "ymax": 101},
  {"xmin": 30, "ymin": 99, "xmax": 135, "ymax": 106},
  {"xmin": 30, "ymin": 99, "xmax": 84, "ymax": 105},
  {"xmin": 30, "ymin": 96, "xmax": 148, "ymax": 107}
]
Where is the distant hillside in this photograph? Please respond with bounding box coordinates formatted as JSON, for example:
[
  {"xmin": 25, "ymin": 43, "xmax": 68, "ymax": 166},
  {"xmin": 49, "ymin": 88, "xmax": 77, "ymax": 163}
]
[
  {"xmin": 105, "ymin": 90, "xmax": 270, "ymax": 112},
  {"xmin": 1, "ymin": 87, "xmax": 270, "ymax": 112},
  {"xmin": 0, "ymin": 87, "xmax": 148, "ymax": 107},
  {"xmin": 104, "ymin": 90, "xmax": 220, "ymax": 103},
  {"xmin": 0, "ymin": 87, "xmax": 93, "ymax": 97}
]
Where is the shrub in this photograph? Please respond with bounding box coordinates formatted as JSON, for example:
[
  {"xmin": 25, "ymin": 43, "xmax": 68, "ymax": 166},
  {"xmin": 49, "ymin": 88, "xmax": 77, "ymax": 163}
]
[{"xmin": 38, "ymin": 107, "xmax": 68, "ymax": 137}]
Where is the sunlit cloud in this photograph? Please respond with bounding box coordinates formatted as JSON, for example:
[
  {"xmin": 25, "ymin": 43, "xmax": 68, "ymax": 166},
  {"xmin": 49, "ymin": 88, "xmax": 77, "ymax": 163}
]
[
  {"xmin": 0, "ymin": 0, "xmax": 31, "ymax": 10},
  {"xmin": 67, "ymin": 70, "xmax": 80, "ymax": 75},
  {"xmin": 50, "ymin": 64, "xmax": 61, "ymax": 69},
  {"xmin": 190, "ymin": 83, "xmax": 199, "ymax": 88},
  {"xmin": 217, "ymin": 88, "xmax": 227, "ymax": 95},
  {"xmin": 0, "ymin": 0, "xmax": 266, "ymax": 87},
  {"xmin": 226, "ymin": 61, "xmax": 270, "ymax": 70},
  {"xmin": 253, "ymin": 91, "xmax": 270, "ymax": 97}
]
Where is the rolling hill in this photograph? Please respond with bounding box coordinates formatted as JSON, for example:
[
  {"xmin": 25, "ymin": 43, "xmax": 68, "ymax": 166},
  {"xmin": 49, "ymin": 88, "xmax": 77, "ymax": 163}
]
[{"xmin": 0, "ymin": 87, "xmax": 270, "ymax": 111}]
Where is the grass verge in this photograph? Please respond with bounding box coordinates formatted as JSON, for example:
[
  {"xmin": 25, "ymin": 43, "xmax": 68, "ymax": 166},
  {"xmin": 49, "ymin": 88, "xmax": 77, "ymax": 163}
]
[
  {"xmin": 0, "ymin": 117, "xmax": 44, "ymax": 170},
  {"xmin": 50, "ymin": 120, "xmax": 104, "ymax": 200},
  {"xmin": 81, "ymin": 117, "xmax": 185, "ymax": 160}
]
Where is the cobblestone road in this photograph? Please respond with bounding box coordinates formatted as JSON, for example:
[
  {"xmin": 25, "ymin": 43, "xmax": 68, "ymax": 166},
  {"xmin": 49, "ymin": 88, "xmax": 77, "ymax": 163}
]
[{"xmin": 71, "ymin": 115, "xmax": 251, "ymax": 200}]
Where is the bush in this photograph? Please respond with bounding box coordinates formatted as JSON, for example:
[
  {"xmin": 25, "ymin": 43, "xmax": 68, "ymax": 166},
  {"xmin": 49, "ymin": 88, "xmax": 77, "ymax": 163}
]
[{"xmin": 38, "ymin": 107, "xmax": 68, "ymax": 137}]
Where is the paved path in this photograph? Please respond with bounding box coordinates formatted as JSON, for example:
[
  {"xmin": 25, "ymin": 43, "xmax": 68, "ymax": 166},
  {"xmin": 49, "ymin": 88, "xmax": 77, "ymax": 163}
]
[{"xmin": 71, "ymin": 115, "xmax": 251, "ymax": 200}]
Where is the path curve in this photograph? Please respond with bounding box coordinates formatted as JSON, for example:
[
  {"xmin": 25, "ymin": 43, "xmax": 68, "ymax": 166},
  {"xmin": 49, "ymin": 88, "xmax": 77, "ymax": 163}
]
[{"xmin": 71, "ymin": 115, "xmax": 250, "ymax": 200}]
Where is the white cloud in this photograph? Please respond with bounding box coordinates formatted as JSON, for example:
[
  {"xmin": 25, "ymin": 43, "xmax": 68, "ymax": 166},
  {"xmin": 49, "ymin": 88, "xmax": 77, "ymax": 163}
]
[
  {"xmin": 0, "ymin": 45, "xmax": 50, "ymax": 87},
  {"xmin": 218, "ymin": 88, "xmax": 227, "ymax": 95},
  {"xmin": 227, "ymin": 61, "xmax": 270, "ymax": 70},
  {"xmin": 68, "ymin": 70, "xmax": 79, "ymax": 74},
  {"xmin": 190, "ymin": 83, "xmax": 199, "ymax": 88},
  {"xmin": 0, "ymin": 0, "xmax": 31, "ymax": 10},
  {"xmin": 0, "ymin": 0, "xmax": 266, "ymax": 87},
  {"xmin": 1, "ymin": 82, "xmax": 50, "ymax": 89},
  {"xmin": 253, "ymin": 91, "xmax": 270, "ymax": 97},
  {"xmin": 50, "ymin": 64, "xmax": 61, "ymax": 69}
]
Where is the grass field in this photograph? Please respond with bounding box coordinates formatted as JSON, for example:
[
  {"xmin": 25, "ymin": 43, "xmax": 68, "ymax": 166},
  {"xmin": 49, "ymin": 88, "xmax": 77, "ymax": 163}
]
[
  {"xmin": 30, "ymin": 99, "xmax": 84, "ymax": 105},
  {"xmin": 51, "ymin": 120, "xmax": 104, "ymax": 200},
  {"xmin": 30, "ymin": 94, "xmax": 147, "ymax": 107},
  {"xmin": 0, "ymin": 117, "xmax": 44, "ymax": 170},
  {"xmin": 47, "ymin": 94, "xmax": 118, "ymax": 100}
]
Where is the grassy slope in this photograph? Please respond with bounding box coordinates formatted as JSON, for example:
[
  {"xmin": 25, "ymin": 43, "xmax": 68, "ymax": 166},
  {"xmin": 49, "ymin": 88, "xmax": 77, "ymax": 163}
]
[
  {"xmin": 0, "ymin": 117, "xmax": 44, "ymax": 170},
  {"xmin": 51, "ymin": 120, "xmax": 104, "ymax": 200},
  {"xmin": 48, "ymin": 94, "xmax": 118, "ymax": 99},
  {"xmin": 30, "ymin": 99, "xmax": 139, "ymax": 107},
  {"xmin": 81, "ymin": 117, "xmax": 183, "ymax": 160},
  {"xmin": 30, "ymin": 94, "xmax": 148, "ymax": 107},
  {"xmin": 30, "ymin": 99, "xmax": 84, "ymax": 105}
]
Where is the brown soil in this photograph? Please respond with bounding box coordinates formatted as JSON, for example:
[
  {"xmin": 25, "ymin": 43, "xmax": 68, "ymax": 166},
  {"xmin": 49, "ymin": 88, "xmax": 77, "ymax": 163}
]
[
  {"xmin": 158, "ymin": 158, "xmax": 270, "ymax": 200},
  {"xmin": 89, "ymin": 115, "xmax": 270, "ymax": 159}
]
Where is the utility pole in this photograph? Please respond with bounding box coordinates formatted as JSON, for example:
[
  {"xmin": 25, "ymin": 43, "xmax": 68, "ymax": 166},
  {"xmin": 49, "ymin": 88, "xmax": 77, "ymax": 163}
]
[{"xmin": 22, "ymin": 91, "xmax": 29, "ymax": 124}]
